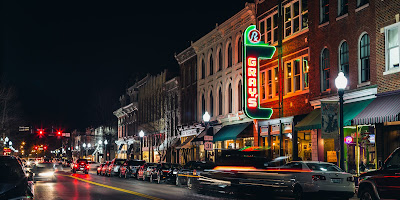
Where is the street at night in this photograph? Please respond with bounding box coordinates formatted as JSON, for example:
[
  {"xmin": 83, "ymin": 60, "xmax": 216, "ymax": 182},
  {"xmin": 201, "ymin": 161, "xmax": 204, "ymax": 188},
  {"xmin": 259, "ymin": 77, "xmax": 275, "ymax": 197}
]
[{"xmin": 2, "ymin": 0, "xmax": 400, "ymax": 200}]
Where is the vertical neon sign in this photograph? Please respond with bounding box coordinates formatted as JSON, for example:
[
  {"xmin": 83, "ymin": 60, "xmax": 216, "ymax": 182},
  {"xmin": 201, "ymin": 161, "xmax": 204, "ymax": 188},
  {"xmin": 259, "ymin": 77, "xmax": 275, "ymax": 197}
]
[{"xmin": 243, "ymin": 25, "xmax": 276, "ymax": 119}]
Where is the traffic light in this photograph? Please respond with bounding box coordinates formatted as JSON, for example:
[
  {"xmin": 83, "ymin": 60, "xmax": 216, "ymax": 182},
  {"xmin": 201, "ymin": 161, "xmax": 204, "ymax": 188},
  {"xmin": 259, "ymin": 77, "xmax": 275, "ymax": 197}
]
[
  {"xmin": 57, "ymin": 131, "xmax": 61, "ymax": 136},
  {"xmin": 43, "ymin": 146, "xmax": 47, "ymax": 150},
  {"xmin": 34, "ymin": 146, "xmax": 38, "ymax": 150},
  {"xmin": 39, "ymin": 129, "xmax": 43, "ymax": 135}
]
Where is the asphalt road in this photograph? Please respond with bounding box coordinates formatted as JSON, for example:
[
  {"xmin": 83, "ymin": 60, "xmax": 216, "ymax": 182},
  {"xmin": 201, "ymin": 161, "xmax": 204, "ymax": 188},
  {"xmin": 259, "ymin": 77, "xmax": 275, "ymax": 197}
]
[
  {"xmin": 32, "ymin": 169, "xmax": 359, "ymax": 200},
  {"xmin": 33, "ymin": 170, "xmax": 223, "ymax": 200}
]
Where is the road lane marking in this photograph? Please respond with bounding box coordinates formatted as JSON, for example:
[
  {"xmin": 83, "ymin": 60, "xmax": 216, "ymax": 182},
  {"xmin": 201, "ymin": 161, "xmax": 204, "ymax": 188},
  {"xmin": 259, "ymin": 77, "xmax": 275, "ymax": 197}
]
[
  {"xmin": 177, "ymin": 174, "xmax": 199, "ymax": 178},
  {"xmin": 61, "ymin": 175, "xmax": 164, "ymax": 200}
]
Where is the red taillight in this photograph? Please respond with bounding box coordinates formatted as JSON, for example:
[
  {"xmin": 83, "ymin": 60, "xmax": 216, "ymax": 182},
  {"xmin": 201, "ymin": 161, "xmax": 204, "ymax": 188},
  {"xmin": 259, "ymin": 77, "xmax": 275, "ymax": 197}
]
[
  {"xmin": 74, "ymin": 164, "xmax": 77, "ymax": 168},
  {"xmin": 162, "ymin": 170, "xmax": 170, "ymax": 173},
  {"xmin": 81, "ymin": 162, "xmax": 84, "ymax": 165},
  {"xmin": 86, "ymin": 165, "xmax": 89, "ymax": 169},
  {"xmin": 312, "ymin": 175, "xmax": 326, "ymax": 181}
]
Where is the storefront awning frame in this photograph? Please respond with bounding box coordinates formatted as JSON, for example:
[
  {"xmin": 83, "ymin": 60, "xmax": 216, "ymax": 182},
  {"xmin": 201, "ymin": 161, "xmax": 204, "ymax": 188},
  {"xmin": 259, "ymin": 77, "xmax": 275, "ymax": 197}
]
[{"xmin": 213, "ymin": 122, "xmax": 252, "ymax": 142}]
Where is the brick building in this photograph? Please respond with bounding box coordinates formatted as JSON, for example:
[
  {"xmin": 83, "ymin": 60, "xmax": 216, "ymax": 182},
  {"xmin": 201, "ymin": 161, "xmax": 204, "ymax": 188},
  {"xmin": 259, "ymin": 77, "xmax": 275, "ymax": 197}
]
[{"xmin": 256, "ymin": 0, "xmax": 312, "ymax": 160}]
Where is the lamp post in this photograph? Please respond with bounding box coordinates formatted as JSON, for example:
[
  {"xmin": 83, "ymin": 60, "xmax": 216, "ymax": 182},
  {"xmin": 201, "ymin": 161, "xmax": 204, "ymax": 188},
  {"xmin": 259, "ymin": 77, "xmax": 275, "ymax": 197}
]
[
  {"xmin": 139, "ymin": 130, "xmax": 144, "ymax": 160},
  {"xmin": 203, "ymin": 112, "xmax": 210, "ymax": 161},
  {"xmin": 82, "ymin": 143, "xmax": 86, "ymax": 158},
  {"xmin": 104, "ymin": 140, "xmax": 108, "ymax": 160},
  {"xmin": 335, "ymin": 72, "xmax": 348, "ymax": 170}
]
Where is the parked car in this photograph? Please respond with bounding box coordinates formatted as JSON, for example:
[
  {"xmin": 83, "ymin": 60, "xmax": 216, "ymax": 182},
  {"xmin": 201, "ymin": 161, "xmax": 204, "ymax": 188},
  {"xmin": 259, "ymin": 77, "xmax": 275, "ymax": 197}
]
[
  {"xmin": 105, "ymin": 158, "xmax": 126, "ymax": 177},
  {"xmin": 137, "ymin": 163, "xmax": 158, "ymax": 181},
  {"xmin": 119, "ymin": 160, "xmax": 145, "ymax": 178},
  {"xmin": 149, "ymin": 163, "xmax": 182, "ymax": 184},
  {"xmin": 175, "ymin": 161, "xmax": 216, "ymax": 187},
  {"xmin": 100, "ymin": 161, "xmax": 110, "ymax": 176},
  {"xmin": 31, "ymin": 162, "xmax": 57, "ymax": 182},
  {"xmin": 278, "ymin": 161, "xmax": 355, "ymax": 200},
  {"xmin": 357, "ymin": 147, "xmax": 400, "ymax": 200},
  {"xmin": 87, "ymin": 161, "xmax": 99, "ymax": 171},
  {"xmin": 71, "ymin": 159, "xmax": 89, "ymax": 174},
  {"xmin": 97, "ymin": 163, "xmax": 105, "ymax": 175},
  {"xmin": 0, "ymin": 156, "xmax": 34, "ymax": 199}
]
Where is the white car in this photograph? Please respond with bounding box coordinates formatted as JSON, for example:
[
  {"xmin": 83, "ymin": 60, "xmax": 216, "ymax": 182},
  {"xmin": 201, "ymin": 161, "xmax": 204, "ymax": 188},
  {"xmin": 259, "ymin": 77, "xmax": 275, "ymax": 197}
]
[{"xmin": 279, "ymin": 161, "xmax": 355, "ymax": 200}]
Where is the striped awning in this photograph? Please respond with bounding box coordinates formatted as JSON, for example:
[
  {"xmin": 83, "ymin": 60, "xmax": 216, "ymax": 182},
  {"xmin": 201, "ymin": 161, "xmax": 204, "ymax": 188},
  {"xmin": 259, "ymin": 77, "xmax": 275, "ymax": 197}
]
[{"xmin": 353, "ymin": 93, "xmax": 400, "ymax": 125}]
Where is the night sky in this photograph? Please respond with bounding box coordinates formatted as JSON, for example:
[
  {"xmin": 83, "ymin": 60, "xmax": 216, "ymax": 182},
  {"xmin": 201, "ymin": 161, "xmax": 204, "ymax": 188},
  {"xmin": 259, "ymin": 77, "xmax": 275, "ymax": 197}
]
[{"xmin": 2, "ymin": 1, "xmax": 252, "ymax": 130}]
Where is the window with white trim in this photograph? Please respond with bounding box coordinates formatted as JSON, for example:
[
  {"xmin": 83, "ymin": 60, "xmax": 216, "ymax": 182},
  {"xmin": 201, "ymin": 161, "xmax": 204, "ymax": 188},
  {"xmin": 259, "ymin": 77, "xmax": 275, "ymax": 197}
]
[
  {"xmin": 259, "ymin": 12, "xmax": 278, "ymax": 44},
  {"xmin": 285, "ymin": 57, "xmax": 308, "ymax": 94},
  {"xmin": 303, "ymin": 56, "xmax": 309, "ymax": 89},
  {"xmin": 385, "ymin": 23, "xmax": 400, "ymax": 72},
  {"xmin": 284, "ymin": 0, "xmax": 308, "ymax": 38}
]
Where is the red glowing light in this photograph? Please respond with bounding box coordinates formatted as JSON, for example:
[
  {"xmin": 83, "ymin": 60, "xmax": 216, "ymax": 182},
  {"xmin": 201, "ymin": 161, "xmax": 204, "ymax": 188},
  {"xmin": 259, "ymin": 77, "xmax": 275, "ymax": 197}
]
[
  {"xmin": 246, "ymin": 57, "xmax": 258, "ymax": 108},
  {"xmin": 43, "ymin": 146, "xmax": 47, "ymax": 150},
  {"xmin": 345, "ymin": 136, "xmax": 353, "ymax": 144},
  {"xmin": 34, "ymin": 146, "xmax": 38, "ymax": 150}
]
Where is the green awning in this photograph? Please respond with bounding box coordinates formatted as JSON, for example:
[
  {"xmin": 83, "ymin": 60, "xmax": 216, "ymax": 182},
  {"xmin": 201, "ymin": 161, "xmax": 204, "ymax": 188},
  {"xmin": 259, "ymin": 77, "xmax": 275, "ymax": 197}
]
[
  {"xmin": 213, "ymin": 122, "xmax": 252, "ymax": 142},
  {"xmin": 343, "ymin": 99, "xmax": 373, "ymax": 126},
  {"xmin": 295, "ymin": 109, "xmax": 321, "ymax": 131},
  {"xmin": 294, "ymin": 99, "xmax": 373, "ymax": 131}
]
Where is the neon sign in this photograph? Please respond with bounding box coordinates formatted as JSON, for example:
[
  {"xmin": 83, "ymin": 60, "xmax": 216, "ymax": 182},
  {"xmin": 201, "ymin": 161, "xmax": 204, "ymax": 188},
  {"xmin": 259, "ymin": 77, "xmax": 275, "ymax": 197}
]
[{"xmin": 243, "ymin": 25, "xmax": 276, "ymax": 119}]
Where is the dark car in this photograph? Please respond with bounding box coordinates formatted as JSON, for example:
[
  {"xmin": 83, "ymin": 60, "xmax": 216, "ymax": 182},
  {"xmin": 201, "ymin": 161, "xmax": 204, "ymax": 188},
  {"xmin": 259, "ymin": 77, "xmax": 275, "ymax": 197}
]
[
  {"xmin": 100, "ymin": 161, "xmax": 110, "ymax": 176},
  {"xmin": 119, "ymin": 160, "xmax": 145, "ymax": 178},
  {"xmin": 71, "ymin": 159, "xmax": 89, "ymax": 174},
  {"xmin": 97, "ymin": 163, "xmax": 105, "ymax": 175},
  {"xmin": 149, "ymin": 163, "xmax": 182, "ymax": 184},
  {"xmin": 31, "ymin": 162, "xmax": 57, "ymax": 182},
  {"xmin": 137, "ymin": 163, "xmax": 158, "ymax": 181},
  {"xmin": 0, "ymin": 156, "xmax": 34, "ymax": 199},
  {"xmin": 358, "ymin": 147, "xmax": 400, "ymax": 200},
  {"xmin": 105, "ymin": 158, "xmax": 126, "ymax": 177},
  {"xmin": 175, "ymin": 161, "xmax": 216, "ymax": 188}
]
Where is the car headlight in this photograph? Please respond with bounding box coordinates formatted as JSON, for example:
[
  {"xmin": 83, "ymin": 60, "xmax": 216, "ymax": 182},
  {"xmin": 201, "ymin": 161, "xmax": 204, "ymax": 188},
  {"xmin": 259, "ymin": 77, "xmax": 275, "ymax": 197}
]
[
  {"xmin": 27, "ymin": 161, "xmax": 31, "ymax": 166},
  {"xmin": 38, "ymin": 172, "xmax": 54, "ymax": 177}
]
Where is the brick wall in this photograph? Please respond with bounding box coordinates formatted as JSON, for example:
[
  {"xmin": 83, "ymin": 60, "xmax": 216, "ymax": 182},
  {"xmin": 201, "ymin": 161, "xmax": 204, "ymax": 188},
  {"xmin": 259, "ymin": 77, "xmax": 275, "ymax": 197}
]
[
  {"xmin": 375, "ymin": 0, "xmax": 400, "ymax": 93},
  {"xmin": 308, "ymin": 0, "xmax": 377, "ymax": 100}
]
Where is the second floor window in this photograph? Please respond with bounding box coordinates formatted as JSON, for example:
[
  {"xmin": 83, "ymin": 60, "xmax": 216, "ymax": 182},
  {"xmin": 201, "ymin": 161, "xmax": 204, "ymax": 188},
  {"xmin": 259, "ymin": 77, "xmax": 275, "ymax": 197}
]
[
  {"xmin": 227, "ymin": 43, "xmax": 232, "ymax": 68},
  {"xmin": 209, "ymin": 92, "xmax": 214, "ymax": 117},
  {"xmin": 267, "ymin": 70, "xmax": 272, "ymax": 99},
  {"xmin": 201, "ymin": 59, "xmax": 205, "ymax": 79},
  {"xmin": 218, "ymin": 48, "xmax": 223, "ymax": 71},
  {"xmin": 321, "ymin": 48, "xmax": 330, "ymax": 91},
  {"xmin": 237, "ymin": 37, "xmax": 242, "ymax": 63},
  {"xmin": 218, "ymin": 88, "xmax": 223, "ymax": 115},
  {"xmin": 386, "ymin": 24, "xmax": 400, "ymax": 72},
  {"xmin": 320, "ymin": 0, "xmax": 329, "ymax": 24},
  {"xmin": 357, "ymin": 0, "xmax": 369, "ymax": 7},
  {"xmin": 360, "ymin": 34, "xmax": 370, "ymax": 83},
  {"xmin": 339, "ymin": 41, "xmax": 349, "ymax": 77},
  {"xmin": 228, "ymin": 84, "xmax": 232, "ymax": 113},
  {"xmin": 209, "ymin": 54, "xmax": 214, "ymax": 75},
  {"xmin": 238, "ymin": 80, "xmax": 242, "ymax": 111},
  {"xmin": 338, "ymin": 0, "xmax": 348, "ymax": 16},
  {"xmin": 303, "ymin": 56, "xmax": 309, "ymax": 89},
  {"xmin": 284, "ymin": 0, "xmax": 308, "ymax": 38},
  {"xmin": 261, "ymin": 72, "xmax": 266, "ymax": 99}
]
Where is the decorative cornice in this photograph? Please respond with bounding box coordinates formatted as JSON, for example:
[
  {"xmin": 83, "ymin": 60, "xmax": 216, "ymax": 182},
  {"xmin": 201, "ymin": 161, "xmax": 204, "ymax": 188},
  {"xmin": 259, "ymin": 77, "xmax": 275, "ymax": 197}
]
[{"xmin": 175, "ymin": 46, "xmax": 196, "ymax": 65}]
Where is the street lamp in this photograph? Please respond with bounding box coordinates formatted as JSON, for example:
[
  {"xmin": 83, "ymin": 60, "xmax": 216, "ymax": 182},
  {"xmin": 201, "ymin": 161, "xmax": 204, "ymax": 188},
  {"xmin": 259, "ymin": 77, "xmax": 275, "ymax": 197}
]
[
  {"xmin": 82, "ymin": 143, "xmax": 86, "ymax": 148},
  {"xmin": 335, "ymin": 72, "xmax": 348, "ymax": 170},
  {"xmin": 104, "ymin": 140, "xmax": 108, "ymax": 145},
  {"xmin": 203, "ymin": 111, "xmax": 210, "ymax": 123},
  {"xmin": 9, "ymin": 141, "xmax": 12, "ymax": 146},
  {"xmin": 139, "ymin": 130, "xmax": 144, "ymax": 160},
  {"xmin": 98, "ymin": 140, "xmax": 102, "ymax": 145},
  {"xmin": 88, "ymin": 143, "xmax": 91, "ymax": 148}
]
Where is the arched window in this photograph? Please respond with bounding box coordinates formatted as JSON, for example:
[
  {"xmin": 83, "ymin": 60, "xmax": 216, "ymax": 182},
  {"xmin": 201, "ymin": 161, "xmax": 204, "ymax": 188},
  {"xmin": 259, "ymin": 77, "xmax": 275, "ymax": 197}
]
[
  {"xmin": 339, "ymin": 42, "xmax": 349, "ymax": 77},
  {"xmin": 201, "ymin": 59, "xmax": 205, "ymax": 79},
  {"xmin": 321, "ymin": 48, "xmax": 330, "ymax": 91},
  {"xmin": 218, "ymin": 87, "xmax": 223, "ymax": 115},
  {"xmin": 360, "ymin": 34, "xmax": 370, "ymax": 83},
  {"xmin": 201, "ymin": 94, "xmax": 205, "ymax": 116},
  {"xmin": 228, "ymin": 84, "xmax": 232, "ymax": 113},
  {"xmin": 227, "ymin": 43, "xmax": 232, "ymax": 68},
  {"xmin": 238, "ymin": 80, "xmax": 242, "ymax": 111},
  {"xmin": 209, "ymin": 54, "xmax": 214, "ymax": 75},
  {"xmin": 237, "ymin": 37, "xmax": 242, "ymax": 63},
  {"xmin": 218, "ymin": 48, "xmax": 223, "ymax": 71},
  {"xmin": 209, "ymin": 91, "xmax": 213, "ymax": 117}
]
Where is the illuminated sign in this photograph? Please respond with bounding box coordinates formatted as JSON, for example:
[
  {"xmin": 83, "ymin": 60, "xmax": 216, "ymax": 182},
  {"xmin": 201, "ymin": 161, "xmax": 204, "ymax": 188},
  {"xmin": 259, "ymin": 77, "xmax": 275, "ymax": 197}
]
[
  {"xmin": 243, "ymin": 25, "xmax": 276, "ymax": 119},
  {"xmin": 345, "ymin": 136, "xmax": 353, "ymax": 144}
]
